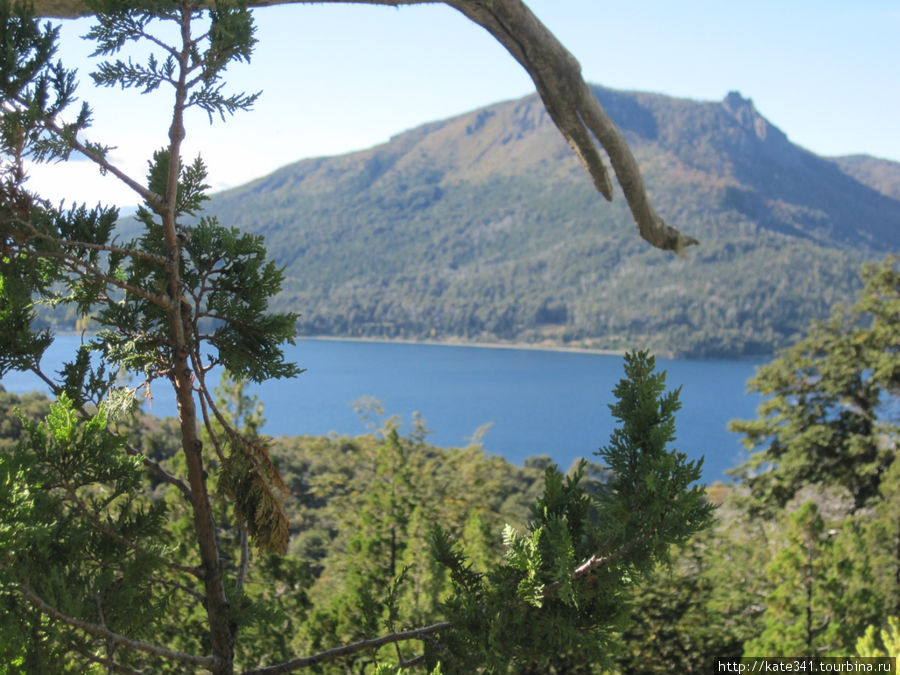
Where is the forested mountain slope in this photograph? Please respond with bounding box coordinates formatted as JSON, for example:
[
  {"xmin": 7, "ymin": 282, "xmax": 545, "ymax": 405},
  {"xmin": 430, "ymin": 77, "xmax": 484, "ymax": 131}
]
[
  {"xmin": 831, "ymin": 154, "xmax": 900, "ymax": 202},
  {"xmin": 202, "ymin": 86, "xmax": 900, "ymax": 357}
]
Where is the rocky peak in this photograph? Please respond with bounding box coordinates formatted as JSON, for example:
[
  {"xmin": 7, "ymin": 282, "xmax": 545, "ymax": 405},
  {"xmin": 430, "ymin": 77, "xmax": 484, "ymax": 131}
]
[
  {"xmin": 721, "ymin": 90, "xmax": 788, "ymax": 147},
  {"xmin": 722, "ymin": 90, "xmax": 754, "ymax": 114}
]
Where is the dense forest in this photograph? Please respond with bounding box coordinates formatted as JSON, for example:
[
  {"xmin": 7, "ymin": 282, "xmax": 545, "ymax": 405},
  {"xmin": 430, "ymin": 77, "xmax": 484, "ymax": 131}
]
[{"xmin": 1, "ymin": 1, "xmax": 898, "ymax": 672}]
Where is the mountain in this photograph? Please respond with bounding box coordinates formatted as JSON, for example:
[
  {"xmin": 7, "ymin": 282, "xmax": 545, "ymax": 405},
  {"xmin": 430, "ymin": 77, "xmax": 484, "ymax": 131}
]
[{"xmin": 200, "ymin": 86, "xmax": 900, "ymax": 358}]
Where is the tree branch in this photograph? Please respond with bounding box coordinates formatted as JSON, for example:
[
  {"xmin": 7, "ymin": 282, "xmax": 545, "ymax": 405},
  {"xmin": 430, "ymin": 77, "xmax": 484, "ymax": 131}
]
[
  {"xmin": 241, "ymin": 621, "xmax": 451, "ymax": 674},
  {"xmin": 194, "ymin": 376, "xmax": 230, "ymax": 466},
  {"xmin": 66, "ymin": 639, "xmax": 144, "ymax": 675},
  {"xmin": 543, "ymin": 486, "xmax": 674, "ymax": 597},
  {"xmin": 5, "ymin": 205, "xmax": 170, "ymax": 281},
  {"xmin": 32, "ymin": 246, "xmax": 172, "ymax": 310},
  {"xmin": 125, "ymin": 440, "xmax": 194, "ymax": 500},
  {"xmin": 235, "ymin": 522, "xmax": 250, "ymax": 592},
  {"xmin": 22, "ymin": 0, "xmax": 437, "ymax": 17},
  {"xmin": 30, "ymin": 0, "xmax": 695, "ymax": 254},
  {"xmin": 34, "ymin": 112, "xmax": 164, "ymax": 211},
  {"xmin": 17, "ymin": 584, "xmax": 219, "ymax": 669},
  {"xmin": 445, "ymin": 0, "xmax": 697, "ymax": 255},
  {"xmin": 149, "ymin": 575, "xmax": 207, "ymax": 603},
  {"xmin": 49, "ymin": 235, "xmax": 169, "ymax": 267}
]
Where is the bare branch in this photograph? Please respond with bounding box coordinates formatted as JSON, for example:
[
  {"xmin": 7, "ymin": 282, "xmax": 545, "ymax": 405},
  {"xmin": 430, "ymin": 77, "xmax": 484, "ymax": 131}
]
[
  {"xmin": 235, "ymin": 523, "xmax": 250, "ymax": 592},
  {"xmin": 31, "ymin": 365, "xmax": 62, "ymax": 395},
  {"xmin": 241, "ymin": 621, "xmax": 451, "ymax": 674},
  {"xmin": 400, "ymin": 653, "xmax": 425, "ymax": 668},
  {"xmin": 17, "ymin": 584, "xmax": 219, "ymax": 669},
  {"xmin": 26, "ymin": 0, "xmax": 438, "ymax": 18},
  {"xmin": 547, "ymin": 529, "xmax": 653, "ymax": 594},
  {"xmin": 445, "ymin": 0, "xmax": 696, "ymax": 255},
  {"xmin": 543, "ymin": 495, "xmax": 671, "ymax": 597},
  {"xmin": 126, "ymin": 441, "xmax": 194, "ymax": 500},
  {"xmin": 137, "ymin": 28, "xmax": 182, "ymax": 60},
  {"xmin": 191, "ymin": 352, "xmax": 229, "ymax": 465}
]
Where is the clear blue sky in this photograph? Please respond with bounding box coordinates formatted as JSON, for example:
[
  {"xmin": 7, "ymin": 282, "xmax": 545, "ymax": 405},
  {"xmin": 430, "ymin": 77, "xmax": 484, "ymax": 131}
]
[{"xmin": 26, "ymin": 1, "xmax": 900, "ymax": 208}]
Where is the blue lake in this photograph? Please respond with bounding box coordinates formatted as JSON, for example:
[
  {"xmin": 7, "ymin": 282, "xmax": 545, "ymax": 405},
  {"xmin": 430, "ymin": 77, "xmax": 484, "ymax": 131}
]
[{"xmin": 1, "ymin": 336, "xmax": 766, "ymax": 484}]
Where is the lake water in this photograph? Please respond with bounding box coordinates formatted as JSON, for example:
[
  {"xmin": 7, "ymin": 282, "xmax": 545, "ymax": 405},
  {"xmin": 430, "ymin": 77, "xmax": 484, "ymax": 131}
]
[{"xmin": 1, "ymin": 336, "xmax": 766, "ymax": 484}]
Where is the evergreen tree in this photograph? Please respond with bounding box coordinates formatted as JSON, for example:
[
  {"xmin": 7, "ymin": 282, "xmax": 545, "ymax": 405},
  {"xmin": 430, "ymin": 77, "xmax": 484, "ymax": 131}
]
[
  {"xmin": 429, "ymin": 351, "xmax": 713, "ymax": 672},
  {"xmin": 730, "ymin": 256, "xmax": 899, "ymax": 512},
  {"xmin": 0, "ymin": 3, "xmax": 297, "ymax": 672},
  {"xmin": 837, "ymin": 457, "xmax": 900, "ymax": 625},
  {"xmin": 743, "ymin": 500, "xmax": 871, "ymax": 657}
]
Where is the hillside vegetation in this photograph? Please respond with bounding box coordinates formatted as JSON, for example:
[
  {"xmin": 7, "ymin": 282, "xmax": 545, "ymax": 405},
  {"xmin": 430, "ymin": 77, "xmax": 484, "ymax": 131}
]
[{"xmin": 190, "ymin": 87, "xmax": 896, "ymax": 356}]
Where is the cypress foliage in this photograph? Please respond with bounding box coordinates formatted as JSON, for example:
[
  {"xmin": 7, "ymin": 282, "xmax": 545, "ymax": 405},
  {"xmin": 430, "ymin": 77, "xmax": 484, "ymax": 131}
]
[{"xmin": 429, "ymin": 350, "xmax": 713, "ymax": 672}]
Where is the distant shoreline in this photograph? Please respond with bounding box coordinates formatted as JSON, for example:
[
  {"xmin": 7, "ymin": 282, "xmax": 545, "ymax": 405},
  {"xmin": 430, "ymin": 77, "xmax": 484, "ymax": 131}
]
[
  {"xmin": 49, "ymin": 331, "xmax": 771, "ymax": 360},
  {"xmin": 299, "ymin": 335, "xmax": 626, "ymax": 357}
]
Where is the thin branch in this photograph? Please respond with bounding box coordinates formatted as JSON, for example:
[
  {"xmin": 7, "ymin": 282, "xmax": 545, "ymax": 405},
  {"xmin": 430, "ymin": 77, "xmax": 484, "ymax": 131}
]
[
  {"xmin": 66, "ymin": 639, "xmax": 144, "ymax": 675},
  {"xmin": 32, "ymin": 365, "xmax": 61, "ymax": 395},
  {"xmin": 125, "ymin": 440, "xmax": 194, "ymax": 500},
  {"xmin": 235, "ymin": 523, "xmax": 249, "ymax": 592},
  {"xmin": 137, "ymin": 29, "xmax": 182, "ymax": 60},
  {"xmin": 543, "ymin": 494, "xmax": 672, "ymax": 597},
  {"xmin": 34, "ymin": 113, "xmax": 164, "ymax": 211},
  {"xmin": 565, "ymin": 530, "xmax": 652, "ymax": 586},
  {"xmin": 48, "ymin": 235, "xmax": 169, "ymax": 267},
  {"xmin": 399, "ymin": 653, "xmax": 425, "ymax": 668},
  {"xmin": 193, "ymin": 360, "xmax": 229, "ymax": 466},
  {"xmin": 149, "ymin": 576, "xmax": 206, "ymax": 603},
  {"xmin": 184, "ymin": 67, "xmax": 216, "ymax": 91},
  {"xmin": 34, "ymin": 246, "xmax": 172, "ymax": 310},
  {"xmin": 392, "ymin": 635, "xmax": 406, "ymax": 671},
  {"xmin": 17, "ymin": 584, "xmax": 219, "ymax": 669},
  {"xmin": 8, "ymin": 206, "xmax": 168, "ymax": 268},
  {"xmin": 241, "ymin": 621, "xmax": 451, "ymax": 674}
]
